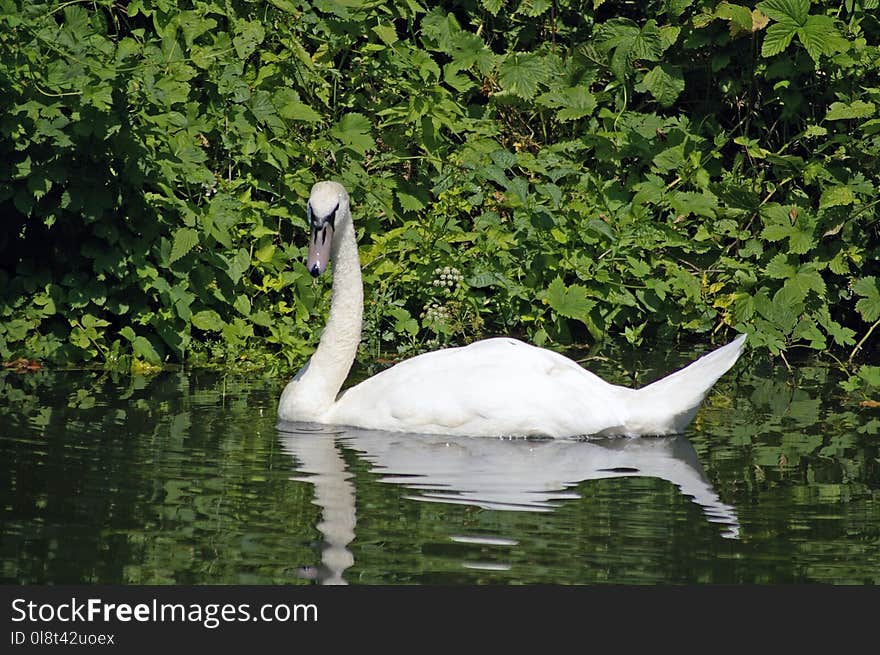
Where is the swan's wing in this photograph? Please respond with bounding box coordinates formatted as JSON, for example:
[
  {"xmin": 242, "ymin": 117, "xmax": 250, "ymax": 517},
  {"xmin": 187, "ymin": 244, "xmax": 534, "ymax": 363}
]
[{"xmin": 328, "ymin": 338, "xmax": 628, "ymax": 437}]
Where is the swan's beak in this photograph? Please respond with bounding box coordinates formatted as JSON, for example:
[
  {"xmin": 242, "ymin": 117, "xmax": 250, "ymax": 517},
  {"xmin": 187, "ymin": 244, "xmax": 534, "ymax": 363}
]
[{"xmin": 307, "ymin": 223, "xmax": 334, "ymax": 277}]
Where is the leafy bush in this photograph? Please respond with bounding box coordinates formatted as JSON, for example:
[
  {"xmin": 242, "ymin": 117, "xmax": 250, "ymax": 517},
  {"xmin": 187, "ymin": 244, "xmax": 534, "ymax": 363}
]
[{"xmin": 1, "ymin": 0, "xmax": 878, "ymax": 372}]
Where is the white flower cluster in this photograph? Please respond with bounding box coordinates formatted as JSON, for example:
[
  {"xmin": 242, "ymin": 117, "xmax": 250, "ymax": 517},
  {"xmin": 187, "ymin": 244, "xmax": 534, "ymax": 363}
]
[
  {"xmin": 432, "ymin": 266, "xmax": 464, "ymax": 288},
  {"xmin": 421, "ymin": 302, "xmax": 451, "ymax": 323}
]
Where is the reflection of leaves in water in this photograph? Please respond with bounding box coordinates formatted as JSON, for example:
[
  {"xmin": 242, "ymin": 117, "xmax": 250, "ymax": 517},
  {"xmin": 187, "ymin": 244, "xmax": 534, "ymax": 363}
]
[
  {"xmin": 68, "ymin": 388, "xmax": 96, "ymax": 409},
  {"xmin": 1, "ymin": 345, "xmax": 879, "ymax": 584},
  {"xmin": 691, "ymin": 359, "xmax": 879, "ymax": 583},
  {"xmin": 0, "ymin": 369, "xmax": 319, "ymax": 584}
]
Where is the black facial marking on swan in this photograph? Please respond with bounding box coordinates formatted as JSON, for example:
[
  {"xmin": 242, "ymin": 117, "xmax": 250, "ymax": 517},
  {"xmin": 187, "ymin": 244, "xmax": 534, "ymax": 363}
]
[{"xmin": 310, "ymin": 201, "xmax": 339, "ymax": 230}]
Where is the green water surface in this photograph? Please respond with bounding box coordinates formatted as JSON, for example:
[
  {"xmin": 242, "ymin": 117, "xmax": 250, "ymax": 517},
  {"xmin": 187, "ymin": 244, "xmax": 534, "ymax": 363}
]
[{"xmin": 2, "ymin": 346, "xmax": 878, "ymax": 585}]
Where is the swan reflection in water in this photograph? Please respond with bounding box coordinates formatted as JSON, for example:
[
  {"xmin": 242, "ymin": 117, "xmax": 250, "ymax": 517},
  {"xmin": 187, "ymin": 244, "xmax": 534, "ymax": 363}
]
[{"xmin": 278, "ymin": 424, "xmax": 740, "ymax": 584}]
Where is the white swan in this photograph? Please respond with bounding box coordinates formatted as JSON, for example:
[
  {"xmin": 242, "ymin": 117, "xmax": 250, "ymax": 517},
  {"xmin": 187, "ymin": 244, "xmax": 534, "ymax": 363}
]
[{"xmin": 278, "ymin": 181, "xmax": 747, "ymax": 438}]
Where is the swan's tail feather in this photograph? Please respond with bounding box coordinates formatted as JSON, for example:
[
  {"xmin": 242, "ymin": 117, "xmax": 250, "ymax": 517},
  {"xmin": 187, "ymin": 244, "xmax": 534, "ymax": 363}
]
[{"xmin": 624, "ymin": 333, "xmax": 747, "ymax": 436}]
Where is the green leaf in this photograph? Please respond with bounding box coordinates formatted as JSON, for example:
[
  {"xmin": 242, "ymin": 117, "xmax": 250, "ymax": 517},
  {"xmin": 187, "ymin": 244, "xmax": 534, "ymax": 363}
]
[
  {"xmin": 797, "ymin": 15, "xmax": 849, "ymax": 63},
  {"xmin": 330, "ymin": 113, "xmax": 375, "ymax": 154},
  {"xmin": 853, "ymin": 277, "xmax": 880, "ymax": 323},
  {"xmin": 81, "ymin": 313, "xmax": 109, "ymax": 329},
  {"xmin": 803, "ymin": 124, "xmax": 827, "ymax": 138},
  {"xmin": 250, "ymin": 310, "xmax": 272, "ymax": 327},
  {"xmin": 860, "ymin": 118, "xmax": 880, "ymax": 135},
  {"xmin": 819, "ymin": 186, "xmax": 855, "ymax": 210},
  {"xmin": 756, "ymin": 0, "xmax": 809, "ymax": 25},
  {"xmin": 498, "ymin": 52, "xmax": 549, "ymax": 99},
  {"xmin": 277, "ymin": 97, "xmax": 322, "ymax": 121},
  {"xmin": 408, "ymin": 51, "xmax": 439, "ymax": 84},
  {"xmin": 669, "ymin": 191, "xmax": 718, "ymax": 219},
  {"xmin": 34, "ymin": 292, "xmax": 54, "ymax": 316},
  {"xmin": 543, "ymin": 277, "xmax": 597, "ymax": 325},
  {"xmin": 757, "ymin": 288, "xmax": 800, "ymax": 332},
  {"xmin": 857, "ymin": 365, "xmax": 880, "ymax": 389},
  {"xmin": 233, "ymin": 20, "xmax": 265, "ymax": 59},
  {"xmin": 481, "ymin": 0, "xmax": 503, "ymax": 16},
  {"xmin": 586, "ymin": 218, "xmax": 615, "ymax": 240},
  {"xmin": 234, "ymin": 295, "xmax": 252, "ymax": 316},
  {"xmin": 61, "ymin": 5, "xmax": 92, "ymax": 40},
  {"xmin": 372, "ymin": 23, "xmax": 398, "ymax": 46},
  {"xmin": 169, "ymin": 227, "xmax": 199, "ymax": 264},
  {"xmin": 716, "ymin": 3, "xmax": 756, "ymax": 35},
  {"xmin": 598, "ymin": 19, "xmax": 666, "ymax": 81},
  {"xmin": 191, "ymin": 310, "xmax": 224, "ymax": 332},
  {"xmin": 628, "ymin": 21, "xmax": 667, "ymax": 59},
  {"xmin": 652, "ymin": 144, "xmax": 685, "ymax": 172},
  {"xmin": 389, "ymin": 307, "xmax": 419, "ymax": 336},
  {"xmin": 517, "ymin": 0, "xmax": 552, "ymax": 17},
  {"xmin": 793, "ymin": 317, "xmax": 826, "ymax": 349},
  {"xmin": 255, "ymin": 243, "xmax": 276, "ymax": 262},
  {"xmin": 761, "ymin": 223, "xmax": 792, "ymax": 243},
  {"xmin": 537, "ymin": 86, "xmax": 597, "ymax": 121},
  {"xmin": 466, "ymin": 271, "xmax": 508, "ymax": 289},
  {"xmin": 817, "ymin": 306, "xmax": 857, "ymax": 346},
  {"xmin": 557, "ymin": 94, "xmax": 597, "ymax": 121},
  {"xmin": 132, "ymin": 336, "xmax": 162, "ymax": 365},
  {"xmin": 659, "ymin": 25, "xmax": 681, "ymax": 49},
  {"xmin": 449, "ymin": 31, "xmax": 496, "ymax": 75},
  {"xmin": 638, "ymin": 64, "xmax": 685, "ymax": 107},
  {"xmin": 787, "ymin": 229, "xmax": 814, "ymax": 255},
  {"xmin": 225, "ymin": 248, "xmax": 251, "ymax": 285},
  {"xmin": 120, "ymin": 327, "xmax": 162, "ymax": 365},
  {"xmin": 421, "ymin": 10, "xmax": 459, "ymax": 53},
  {"xmin": 267, "ymin": 0, "xmax": 298, "ymax": 12},
  {"xmin": 765, "ymin": 253, "xmax": 795, "ymax": 279},
  {"xmin": 825, "ymin": 100, "xmax": 876, "ymax": 121},
  {"xmin": 786, "ymin": 265, "xmax": 826, "ymax": 299},
  {"xmin": 761, "ymin": 20, "xmax": 798, "ymax": 57},
  {"xmin": 760, "ymin": 204, "xmax": 815, "ymax": 254},
  {"xmin": 397, "ymin": 187, "xmax": 428, "ymax": 212}
]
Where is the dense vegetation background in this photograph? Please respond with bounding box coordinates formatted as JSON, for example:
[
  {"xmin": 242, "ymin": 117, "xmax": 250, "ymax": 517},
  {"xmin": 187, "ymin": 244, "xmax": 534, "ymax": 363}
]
[{"xmin": 1, "ymin": 0, "xmax": 878, "ymax": 379}]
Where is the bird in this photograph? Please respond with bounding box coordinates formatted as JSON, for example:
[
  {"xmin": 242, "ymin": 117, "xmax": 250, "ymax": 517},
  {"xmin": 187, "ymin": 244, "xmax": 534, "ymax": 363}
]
[{"xmin": 277, "ymin": 180, "xmax": 747, "ymax": 438}]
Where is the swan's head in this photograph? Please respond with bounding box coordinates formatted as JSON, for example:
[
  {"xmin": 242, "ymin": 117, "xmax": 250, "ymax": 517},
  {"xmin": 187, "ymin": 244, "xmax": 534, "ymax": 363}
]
[{"xmin": 306, "ymin": 181, "xmax": 350, "ymax": 277}]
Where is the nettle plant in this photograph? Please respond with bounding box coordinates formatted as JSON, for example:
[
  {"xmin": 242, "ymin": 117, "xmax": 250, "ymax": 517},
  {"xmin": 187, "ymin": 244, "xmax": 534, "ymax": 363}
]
[{"xmin": 0, "ymin": 0, "xmax": 877, "ymax": 376}]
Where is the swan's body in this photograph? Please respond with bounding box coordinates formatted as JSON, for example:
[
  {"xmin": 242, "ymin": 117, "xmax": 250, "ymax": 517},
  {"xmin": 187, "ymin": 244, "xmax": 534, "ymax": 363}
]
[{"xmin": 278, "ymin": 181, "xmax": 746, "ymax": 438}]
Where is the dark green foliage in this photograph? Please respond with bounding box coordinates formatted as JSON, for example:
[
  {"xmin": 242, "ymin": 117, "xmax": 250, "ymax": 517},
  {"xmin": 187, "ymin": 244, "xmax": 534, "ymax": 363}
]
[{"xmin": 1, "ymin": 0, "xmax": 878, "ymax": 371}]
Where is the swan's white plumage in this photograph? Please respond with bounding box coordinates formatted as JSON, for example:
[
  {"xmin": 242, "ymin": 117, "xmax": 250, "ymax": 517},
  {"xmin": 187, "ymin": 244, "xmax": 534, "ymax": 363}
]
[
  {"xmin": 327, "ymin": 337, "xmax": 627, "ymax": 436},
  {"xmin": 278, "ymin": 181, "xmax": 747, "ymax": 438}
]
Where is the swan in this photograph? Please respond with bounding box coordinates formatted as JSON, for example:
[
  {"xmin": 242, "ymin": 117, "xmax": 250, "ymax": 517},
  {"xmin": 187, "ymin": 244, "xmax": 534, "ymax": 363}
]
[{"xmin": 278, "ymin": 180, "xmax": 747, "ymax": 438}]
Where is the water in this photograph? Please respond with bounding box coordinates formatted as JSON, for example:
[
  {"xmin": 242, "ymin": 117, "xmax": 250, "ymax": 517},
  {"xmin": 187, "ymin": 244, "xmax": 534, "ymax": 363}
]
[{"xmin": 1, "ymin": 345, "xmax": 878, "ymax": 585}]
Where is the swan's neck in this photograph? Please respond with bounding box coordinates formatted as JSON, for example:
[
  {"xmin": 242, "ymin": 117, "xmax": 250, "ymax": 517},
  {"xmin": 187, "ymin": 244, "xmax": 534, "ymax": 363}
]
[{"xmin": 279, "ymin": 213, "xmax": 363, "ymax": 421}]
